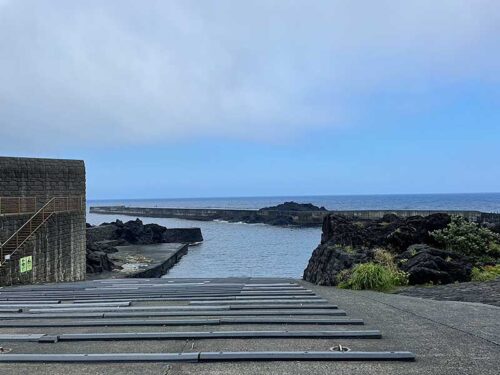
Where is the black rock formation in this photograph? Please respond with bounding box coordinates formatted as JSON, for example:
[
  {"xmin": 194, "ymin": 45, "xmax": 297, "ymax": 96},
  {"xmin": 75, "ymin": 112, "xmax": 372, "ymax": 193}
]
[
  {"xmin": 397, "ymin": 244, "xmax": 472, "ymax": 285},
  {"xmin": 86, "ymin": 249, "xmax": 115, "ymax": 274},
  {"xmin": 303, "ymin": 245, "xmax": 375, "ymax": 286},
  {"xmin": 303, "ymin": 213, "xmax": 453, "ymax": 285},
  {"xmin": 317, "ymin": 213, "xmax": 450, "ymax": 252},
  {"xmin": 86, "ymin": 219, "xmax": 203, "ymax": 274},
  {"xmin": 386, "ymin": 214, "xmax": 451, "ymax": 252},
  {"xmin": 260, "ymin": 201, "xmax": 327, "ymax": 212}
]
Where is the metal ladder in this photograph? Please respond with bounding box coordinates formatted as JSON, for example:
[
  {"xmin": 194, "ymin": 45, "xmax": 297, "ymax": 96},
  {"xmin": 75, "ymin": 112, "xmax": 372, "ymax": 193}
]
[{"xmin": 0, "ymin": 197, "xmax": 84, "ymax": 266}]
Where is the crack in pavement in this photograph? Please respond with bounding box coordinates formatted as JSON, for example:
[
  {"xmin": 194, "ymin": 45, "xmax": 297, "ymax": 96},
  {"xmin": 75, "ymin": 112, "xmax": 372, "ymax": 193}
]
[{"xmin": 359, "ymin": 292, "xmax": 500, "ymax": 347}]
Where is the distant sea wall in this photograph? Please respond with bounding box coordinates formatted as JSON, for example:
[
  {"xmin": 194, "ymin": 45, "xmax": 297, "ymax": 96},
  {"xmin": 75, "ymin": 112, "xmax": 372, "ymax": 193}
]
[
  {"xmin": 90, "ymin": 206, "xmax": 324, "ymax": 226},
  {"xmin": 89, "ymin": 206, "xmax": 500, "ymax": 226}
]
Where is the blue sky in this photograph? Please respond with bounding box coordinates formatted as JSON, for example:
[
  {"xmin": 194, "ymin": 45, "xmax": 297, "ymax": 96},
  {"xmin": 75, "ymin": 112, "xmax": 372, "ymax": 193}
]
[{"xmin": 0, "ymin": 1, "xmax": 499, "ymax": 199}]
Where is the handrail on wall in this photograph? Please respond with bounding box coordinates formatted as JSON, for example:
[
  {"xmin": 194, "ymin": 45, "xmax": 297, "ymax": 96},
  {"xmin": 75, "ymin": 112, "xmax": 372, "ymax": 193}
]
[
  {"xmin": 0, "ymin": 196, "xmax": 85, "ymax": 266},
  {"xmin": 0, "ymin": 196, "xmax": 85, "ymax": 216}
]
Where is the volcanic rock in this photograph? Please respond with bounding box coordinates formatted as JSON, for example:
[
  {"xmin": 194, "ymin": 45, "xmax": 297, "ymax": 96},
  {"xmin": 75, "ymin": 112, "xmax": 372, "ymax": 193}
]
[
  {"xmin": 86, "ymin": 249, "xmax": 116, "ymax": 274},
  {"xmin": 260, "ymin": 201, "xmax": 327, "ymax": 212},
  {"xmin": 397, "ymin": 244, "xmax": 472, "ymax": 285},
  {"xmin": 86, "ymin": 219, "xmax": 203, "ymax": 274},
  {"xmin": 303, "ymin": 213, "xmax": 453, "ymax": 285},
  {"xmin": 302, "ymin": 245, "xmax": 374, "ymax": 286}
]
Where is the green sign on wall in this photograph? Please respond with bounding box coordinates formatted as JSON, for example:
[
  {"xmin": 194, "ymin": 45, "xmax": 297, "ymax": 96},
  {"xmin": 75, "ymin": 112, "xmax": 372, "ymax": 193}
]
[{"xmin": 20, "ymin": 256, "xmax": 33, "ymax": 273}]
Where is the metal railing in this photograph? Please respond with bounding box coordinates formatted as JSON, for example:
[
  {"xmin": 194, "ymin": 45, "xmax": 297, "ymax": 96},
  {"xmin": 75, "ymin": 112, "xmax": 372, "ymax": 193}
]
[
  {"xmin": 0, "ymin": 197, "xmax": 39, "ymax": 216},
  {"xmin": 0, "ymin": 196, "xmax": 84, "ymax": 266}
]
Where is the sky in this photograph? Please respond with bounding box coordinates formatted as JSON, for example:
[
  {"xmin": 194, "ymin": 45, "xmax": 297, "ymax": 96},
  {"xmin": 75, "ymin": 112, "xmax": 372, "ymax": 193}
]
[{"xmin": 0, "ymin": 0, "xmax": 499, "ymax": 199}]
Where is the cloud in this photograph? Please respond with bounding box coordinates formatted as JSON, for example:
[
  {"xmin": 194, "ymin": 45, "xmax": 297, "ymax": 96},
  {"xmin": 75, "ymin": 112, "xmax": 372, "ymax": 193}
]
[{"xmin": 0, "ymin": 0, "xmax": 499, "ymax": 150}]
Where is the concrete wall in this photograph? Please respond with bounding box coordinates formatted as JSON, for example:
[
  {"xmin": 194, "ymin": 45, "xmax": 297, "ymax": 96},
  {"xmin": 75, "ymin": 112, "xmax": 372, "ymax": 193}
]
[
  {"xmin": 125, "ymin": 244, "xmax": 189, "ymax": 279},
  {"xmin": 0, "ymin": 157, "xmax": 86, "ymax": 286},
  {"xmin": 90, "ymin": 206, "xmax": 326, "ymax": 226},
  {"xmin": 90, "ymin": 206, "xmax": 500, "ymax": 225}
]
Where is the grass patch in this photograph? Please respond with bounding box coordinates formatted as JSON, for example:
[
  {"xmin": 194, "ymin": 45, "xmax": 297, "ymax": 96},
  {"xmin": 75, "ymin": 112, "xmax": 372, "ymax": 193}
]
[
  {"xmin": 338, "ymin": 262, "xmax": 408, "ymax": 292},
  {"xmin": 471, "ymin": 265, "xmax": 500, "ymax": 282}
]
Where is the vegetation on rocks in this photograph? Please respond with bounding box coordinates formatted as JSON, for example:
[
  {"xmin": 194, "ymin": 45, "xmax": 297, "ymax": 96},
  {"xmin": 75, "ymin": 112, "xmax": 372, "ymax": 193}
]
[
  {"xmin": 338, "ymin": 262, "xmax": 408, "ymax": 291},
  {"xmin": 337, "ymin": 249, "xmax": 409, "ymax": 291},
  {"xmin": 430, "ymin": 216, "xmax": 500, "ymax": 258},
  {"xmin": 471, "ymin": 265, "xmax": 500, "ymax": 282},
  {"xmin": 304, "ymin": 213, "xmax": 500, "ymax": 288}
]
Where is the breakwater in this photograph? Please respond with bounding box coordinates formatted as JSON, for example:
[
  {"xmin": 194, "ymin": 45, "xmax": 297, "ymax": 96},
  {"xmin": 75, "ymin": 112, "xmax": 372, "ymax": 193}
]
[
  {"xmin": 89, "ymin": 206, "xmax": 500, "ymax": 226},
  {"xmin": 124, "ymin": 243, "xmax": 189, "ymax": 278}
]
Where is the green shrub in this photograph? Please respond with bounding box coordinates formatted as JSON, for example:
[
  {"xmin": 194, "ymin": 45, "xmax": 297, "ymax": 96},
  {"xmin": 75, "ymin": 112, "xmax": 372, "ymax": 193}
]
[
  {"xmin": 471, "ymin": 265, "xmax": 500, "ymax": 282},
  {"xmin": 340, "ymin": 262, "xmax": 407, "ymax": 291},
  {"xmin": 430, "ymin": 216, "xmax": 500, "ymax": 257},
  {"xmin": 373, "ymin": 248, "xmax": 409, "ymax": 287}
]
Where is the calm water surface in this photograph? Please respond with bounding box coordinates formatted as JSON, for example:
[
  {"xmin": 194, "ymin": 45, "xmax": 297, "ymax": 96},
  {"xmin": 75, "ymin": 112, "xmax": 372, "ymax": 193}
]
[{"xmin": 86, "ymin": 213, "xmax": 320, "ymax": 278}]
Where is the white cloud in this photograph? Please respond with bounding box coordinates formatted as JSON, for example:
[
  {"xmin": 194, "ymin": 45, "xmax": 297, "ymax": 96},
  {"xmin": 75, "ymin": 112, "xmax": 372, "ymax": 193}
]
[{"xmin": 0, "ymin": 0, "xmax": 499, "ymax": 150}]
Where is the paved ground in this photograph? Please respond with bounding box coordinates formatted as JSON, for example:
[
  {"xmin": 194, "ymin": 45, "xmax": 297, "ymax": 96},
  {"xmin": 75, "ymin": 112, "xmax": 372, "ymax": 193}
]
[
  {"xmin": 395, "ymin": 279, "xmax": 500, "ymax": 307},
  {"xmin": 0, "ymin": 278, "xmax": 498, "ymax": 374}
]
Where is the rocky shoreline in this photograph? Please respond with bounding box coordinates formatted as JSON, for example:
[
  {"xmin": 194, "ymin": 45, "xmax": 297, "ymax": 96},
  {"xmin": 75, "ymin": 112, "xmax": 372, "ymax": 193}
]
[
  {"xmin": 86, "ymin": 218, "xmax": 203, "ymax": 274},
  {"xmin": 303, "ymin": 213, "xmax": 499, "ymax": 287}
]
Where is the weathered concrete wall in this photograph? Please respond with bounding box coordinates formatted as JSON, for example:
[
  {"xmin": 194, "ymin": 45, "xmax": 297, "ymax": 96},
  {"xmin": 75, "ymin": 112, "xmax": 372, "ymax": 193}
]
[
  {"xmin": 90, "ymin": 206, "xmax": 326, "ymax": 226},
  {"xmin": 125, "ymin": 244, "xmax": 189, "ymax": 278},
  {"xmin": 90, "ymin": 206, "xmax": 500, "ymax": 226},
  {"xmin": 0, "ymin": 157, "xmax": 86, "ymax": 286},
  {"xmin": 0, "ymin": 157, "xmax": 86, "ymax": 201}
]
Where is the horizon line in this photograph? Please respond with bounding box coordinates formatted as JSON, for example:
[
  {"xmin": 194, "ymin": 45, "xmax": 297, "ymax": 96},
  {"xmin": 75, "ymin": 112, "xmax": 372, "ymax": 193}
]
[{"xmin": 87, "ymin": 191, "xmax": 500, "ymax": 201}]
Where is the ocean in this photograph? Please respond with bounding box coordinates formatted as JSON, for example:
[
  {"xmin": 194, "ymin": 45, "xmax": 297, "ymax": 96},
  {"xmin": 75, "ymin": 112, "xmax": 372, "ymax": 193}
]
[{"xmin": 86, "ymin": 193, "xmax": 500, "ymax": 278}]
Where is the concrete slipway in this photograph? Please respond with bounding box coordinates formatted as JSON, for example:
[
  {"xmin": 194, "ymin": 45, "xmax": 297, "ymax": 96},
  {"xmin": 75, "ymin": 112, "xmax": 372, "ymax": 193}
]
[{"xmin": 0, "ymin": 277, "xmax": 498, "ymax": 375}]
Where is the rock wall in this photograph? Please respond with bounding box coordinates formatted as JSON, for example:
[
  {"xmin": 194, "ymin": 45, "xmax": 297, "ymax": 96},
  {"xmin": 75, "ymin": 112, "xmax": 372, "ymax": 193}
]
[
  {"xmin": 161, "ymin": 228, "xmax": 203, "ymax": 243},
  {"xmin": 302, "ymin": 213, "xmax": 461, "ymax": 285},
  {"xmin": 86, "ymin": 219, "xmax": 203, "ymax": 245},
  {"xmin": 0, "ymin": 157, "xmax": 86, "ymax": 286}
]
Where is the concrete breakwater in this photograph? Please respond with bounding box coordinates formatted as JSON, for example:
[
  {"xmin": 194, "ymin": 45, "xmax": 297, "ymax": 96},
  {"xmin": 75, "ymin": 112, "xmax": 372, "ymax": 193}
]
[
  {"xmin": 120, "ymin": 243, "xmax": 189, "ymax": 279},
  {"xmin": 89, "ymin": 206, "xmax": 500, "ymax": 226},
  {"xmin": 90, "ymin": 206, "xmax": 326, "ymax": 226},
  {"xmin": 126, "ymin": 243, "xmax": 188, "ymax": 278}
]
